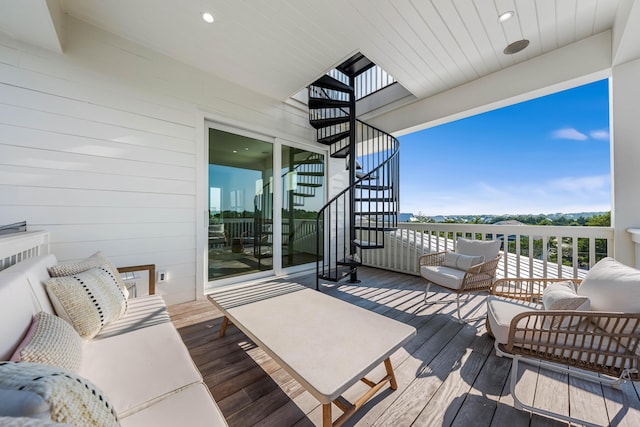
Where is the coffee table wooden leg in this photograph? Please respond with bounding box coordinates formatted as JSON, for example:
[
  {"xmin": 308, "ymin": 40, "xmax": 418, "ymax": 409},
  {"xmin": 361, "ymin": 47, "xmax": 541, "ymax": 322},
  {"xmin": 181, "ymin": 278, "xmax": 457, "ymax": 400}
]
[
  {"xmin": 219, "ymin": 316, "xmax": 230, "ymax": 337},
  {"xmin": 323, "ymin": 403, "xmax": 332, "ymax": 427},
  {"xmin": 384, "ymin": 357, "xmax": 398, "ymax": 390}
]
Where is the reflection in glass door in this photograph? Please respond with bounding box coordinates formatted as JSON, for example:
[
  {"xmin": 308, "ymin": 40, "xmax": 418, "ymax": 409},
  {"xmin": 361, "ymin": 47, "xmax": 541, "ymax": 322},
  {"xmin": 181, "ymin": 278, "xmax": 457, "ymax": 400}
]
[
  {"xmin": 208, "ymin": 129, "xmax": 273, "ymax": 281},
  {"xmin": 281, "ymin": 145, "xmax": 325, "ymax": 269}
]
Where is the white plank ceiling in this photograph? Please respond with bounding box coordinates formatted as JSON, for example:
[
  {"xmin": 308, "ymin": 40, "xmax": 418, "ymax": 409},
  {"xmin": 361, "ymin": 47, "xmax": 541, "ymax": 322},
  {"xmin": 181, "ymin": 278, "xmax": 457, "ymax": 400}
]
[{"xmin": 1, "ymin": 0, "xmax": 621, "ymax": 101}]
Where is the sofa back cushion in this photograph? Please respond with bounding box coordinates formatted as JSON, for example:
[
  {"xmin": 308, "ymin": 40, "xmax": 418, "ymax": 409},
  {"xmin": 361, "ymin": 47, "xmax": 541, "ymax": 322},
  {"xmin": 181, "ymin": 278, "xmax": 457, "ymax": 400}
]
[
  {"xmin": 0, "ymin": 270, "xmax": 40, "ymax": 360},
  {"xmin": 20, "ymin": 254, "xmax": 58, "ymax": 315}
]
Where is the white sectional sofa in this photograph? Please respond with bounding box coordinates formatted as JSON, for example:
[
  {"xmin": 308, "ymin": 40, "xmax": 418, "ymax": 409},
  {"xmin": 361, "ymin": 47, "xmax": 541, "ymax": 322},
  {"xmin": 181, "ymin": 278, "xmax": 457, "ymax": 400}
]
[{"xmin": 0, "ymin": 253, "xmax": 227, "ymax": 426}]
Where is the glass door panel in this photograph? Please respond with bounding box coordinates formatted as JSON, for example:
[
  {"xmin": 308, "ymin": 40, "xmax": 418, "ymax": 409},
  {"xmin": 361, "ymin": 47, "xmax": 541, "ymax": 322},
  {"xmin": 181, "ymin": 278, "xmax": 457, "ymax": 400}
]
[
  {"xmin": 208, "ymin": 129, "xmax": 273, "ymax": 280},
  {"xmin": 281, "ymin": 145, "xmax": 325, "ymax": 269}
]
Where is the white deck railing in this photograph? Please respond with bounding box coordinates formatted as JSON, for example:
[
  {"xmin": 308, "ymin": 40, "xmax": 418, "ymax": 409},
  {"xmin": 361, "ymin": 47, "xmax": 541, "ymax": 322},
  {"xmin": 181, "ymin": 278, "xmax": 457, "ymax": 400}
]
[
  {"xmin": 0, "ymin": 230, "xmax": 50, "ymax": 272},
  {"xmin": 361, "ymin": 223, "xmax": 614, "ymax": 280}
]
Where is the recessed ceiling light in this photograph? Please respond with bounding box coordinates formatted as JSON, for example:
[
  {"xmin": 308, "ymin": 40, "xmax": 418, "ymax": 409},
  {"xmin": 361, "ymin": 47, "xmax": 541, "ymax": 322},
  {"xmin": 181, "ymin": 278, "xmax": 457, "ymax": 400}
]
[
  {"xmin": 498, "ymin": 11, "xmax": 515, "ymax": 23},
  {"xmin": 503, "ymin": 39, "xmax": 530, "ymax": 55},
  {"xmin": 232, "ymin": 150, "xmax": 237, "ymax": 153},
  {"xmin": 202, "ymin": 12, "xmax": 214, "ymax": 23}
]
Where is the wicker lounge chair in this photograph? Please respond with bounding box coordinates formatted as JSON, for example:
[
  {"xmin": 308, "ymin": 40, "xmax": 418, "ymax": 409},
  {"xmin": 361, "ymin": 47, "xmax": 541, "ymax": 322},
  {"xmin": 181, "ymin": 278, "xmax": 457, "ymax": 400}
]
[
  {"xmin": 486, "ymin": 257, "xmax": 640, "ymax": 426},
  {"xmin": 419, "ymin": 237, "xmax": 502, "ymax": 323}
]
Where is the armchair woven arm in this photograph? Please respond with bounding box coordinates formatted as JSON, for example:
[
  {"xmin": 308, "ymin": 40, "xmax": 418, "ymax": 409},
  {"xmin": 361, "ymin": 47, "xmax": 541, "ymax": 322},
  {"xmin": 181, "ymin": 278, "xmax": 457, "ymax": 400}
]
[
  {"xmin": 418, "ymin": 251, "xmax": 447, "ymax": 267},
  {"xmin": 458, "ymin": 255, "xmax": 501, "ymax": 293},
  {"xmin": 491, "ymin": 277, "xmax": 582, "ymax": 303},
  {"xmin": 502, "ymin": 310, "xmax": 640, "ymax": 380}
]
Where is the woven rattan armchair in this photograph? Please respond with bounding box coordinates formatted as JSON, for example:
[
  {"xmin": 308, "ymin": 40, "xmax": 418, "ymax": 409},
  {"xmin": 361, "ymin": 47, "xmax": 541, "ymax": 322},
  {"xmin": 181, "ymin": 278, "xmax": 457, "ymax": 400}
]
[
  {"xmin": 419, "ymin": 238, "xmax": 502, "ymax": 323},
  {"xmin": 487, "ymin": 268, "xmax": 640, "ymax": 426}
]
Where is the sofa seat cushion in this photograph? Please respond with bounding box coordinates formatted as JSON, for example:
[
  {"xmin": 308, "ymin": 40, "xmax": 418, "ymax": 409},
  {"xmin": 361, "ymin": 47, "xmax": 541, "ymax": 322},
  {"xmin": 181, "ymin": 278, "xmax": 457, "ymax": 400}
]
[
  {"xmin": 420, "ymin": 265, "xmax": 467, "ymax": 290},
  {"xmin": 486, "ymin": 295, "xmax": 541, "ymax": 344},
  {"xmin": 95, "ymin": 295, "xmax": 170, "ymax": 340},
  {"xmin": 119, "ymin": 383, "xmax": 226, "ymax": 427},
  {"xmin": 80, "ymin": 322, "xmax": 202, "ymax": 416}
]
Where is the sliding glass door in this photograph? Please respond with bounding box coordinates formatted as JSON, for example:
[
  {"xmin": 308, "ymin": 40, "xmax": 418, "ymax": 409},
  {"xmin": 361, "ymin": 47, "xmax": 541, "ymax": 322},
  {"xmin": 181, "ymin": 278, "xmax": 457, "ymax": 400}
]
[
  {"xmin": 208, "ymin": 129, "xmax": 273, "ymax": 281},
  {"xmin": 207, "ymin": 127, "xmax": 325, "ymax": 284}
]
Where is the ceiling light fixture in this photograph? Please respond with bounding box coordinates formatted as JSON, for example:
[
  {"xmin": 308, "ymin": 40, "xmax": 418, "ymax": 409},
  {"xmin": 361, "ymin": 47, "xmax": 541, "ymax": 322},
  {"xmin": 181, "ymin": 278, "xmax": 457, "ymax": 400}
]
[
  {"xmin": 202, "ymin": 12, "xmax": 214, "ymax": 23},
  {"xmin": 503, "ymin": 39, "xmax": 530, "ymax": 55},
  {"xmin": 498, "ymin": 11, "xmax": 515, "ymax": 23}
]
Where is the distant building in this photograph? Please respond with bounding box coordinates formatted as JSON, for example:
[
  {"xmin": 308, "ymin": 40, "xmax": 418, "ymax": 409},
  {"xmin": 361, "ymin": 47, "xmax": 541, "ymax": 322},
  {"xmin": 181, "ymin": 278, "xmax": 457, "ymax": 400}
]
[{"xmin": 398, "ymin": 213, "xmax": 414, "ymax": 222}]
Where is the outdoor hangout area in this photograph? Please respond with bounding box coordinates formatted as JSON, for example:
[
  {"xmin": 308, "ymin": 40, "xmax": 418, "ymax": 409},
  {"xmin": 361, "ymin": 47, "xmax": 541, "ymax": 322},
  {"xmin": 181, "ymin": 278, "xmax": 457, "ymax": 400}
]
[
  {"xmin": 2, "ymin": 231, "xmax": 639, "ymax": 426},
  {"xmin": 4, "ymin": 1, "xmax": 640, "ymax": 426}
]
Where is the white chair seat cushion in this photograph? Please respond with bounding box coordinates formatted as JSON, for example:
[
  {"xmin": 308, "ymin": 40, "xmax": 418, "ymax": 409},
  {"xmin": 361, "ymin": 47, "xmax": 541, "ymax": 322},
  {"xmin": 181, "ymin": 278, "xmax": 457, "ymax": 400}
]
[
  {"xmin": 420, "ymin": 265, "xmax": 467, "ymax": 290},
  {"xmin": 119, "ymin": 383, "xmax": 226, "ymax": 427},
  {"xmin": 95, "ymin": 295, "xmax": 170, "ymax": 340},
  {"xmin": 486, "ymin": 295, "xmax": 541, "ymax": 344},
  {"xmin": 80, "ymin": 322, "xmax": 202, "ymax": 417}
]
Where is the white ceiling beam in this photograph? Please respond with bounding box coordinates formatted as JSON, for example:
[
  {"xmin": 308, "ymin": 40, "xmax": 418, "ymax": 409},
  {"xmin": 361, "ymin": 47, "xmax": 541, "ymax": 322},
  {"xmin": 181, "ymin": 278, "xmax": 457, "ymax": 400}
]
[
  {"xmin": 368, "ymin": 31, "xmax": 612, "ymax": 137},
  {"xmin": 612, "ymin": 0, "xmax": 640, "ymax": 66},
  {"xmin": 0, "ymin": 0, "xmax": 65, "ymax": 53}
]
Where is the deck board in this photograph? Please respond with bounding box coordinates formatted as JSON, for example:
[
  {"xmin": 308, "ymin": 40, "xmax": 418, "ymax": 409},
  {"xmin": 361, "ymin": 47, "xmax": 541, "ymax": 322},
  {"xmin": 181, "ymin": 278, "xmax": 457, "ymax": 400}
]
[{"xmin": 168, "ymin": 267, "xmax": 640, "ymax": 426}]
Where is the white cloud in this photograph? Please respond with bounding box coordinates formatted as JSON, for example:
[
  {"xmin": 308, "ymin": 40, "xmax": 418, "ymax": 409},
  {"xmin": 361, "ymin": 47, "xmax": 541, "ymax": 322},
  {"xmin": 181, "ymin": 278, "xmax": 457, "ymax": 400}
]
[
  {"xmin": 552, "ymin": 127, "xmax": 588, "ymax": 140},
  {"xmin": 590, "ymin": 129, "xmax": 610, "ymax": 140},
  {"xmin": 547, "ymin": 175, "xmax": 610, "ymax": 192}
]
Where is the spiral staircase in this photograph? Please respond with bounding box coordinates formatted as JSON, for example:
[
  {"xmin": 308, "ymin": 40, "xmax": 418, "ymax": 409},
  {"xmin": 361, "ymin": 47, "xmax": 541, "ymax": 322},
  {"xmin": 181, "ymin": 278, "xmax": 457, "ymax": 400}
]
[{"xmin": 309, "ymin": 54, "xmax": 400, "ymax": 288}]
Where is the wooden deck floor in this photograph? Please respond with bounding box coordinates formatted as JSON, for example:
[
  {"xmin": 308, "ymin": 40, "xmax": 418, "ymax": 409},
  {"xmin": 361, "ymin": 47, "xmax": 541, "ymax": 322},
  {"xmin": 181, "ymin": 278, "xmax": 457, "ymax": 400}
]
[{"xmin": 168, "ymin": 267, "xmax": 640, "ymax": 427}]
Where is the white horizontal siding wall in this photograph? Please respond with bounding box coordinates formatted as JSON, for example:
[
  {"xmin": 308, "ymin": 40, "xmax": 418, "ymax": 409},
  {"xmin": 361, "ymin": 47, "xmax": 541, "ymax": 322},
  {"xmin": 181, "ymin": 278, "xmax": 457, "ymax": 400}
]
[{"xmin": 0, "ymin": 17, "xmax": 317, "ymax": 305}]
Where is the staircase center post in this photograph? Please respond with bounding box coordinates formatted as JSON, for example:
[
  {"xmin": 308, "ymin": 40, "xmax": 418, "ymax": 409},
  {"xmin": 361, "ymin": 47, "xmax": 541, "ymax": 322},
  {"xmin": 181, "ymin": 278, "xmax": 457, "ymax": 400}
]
[{"xmin": 348, "ymin": 75, "xmax": 359, "ymax": 283}]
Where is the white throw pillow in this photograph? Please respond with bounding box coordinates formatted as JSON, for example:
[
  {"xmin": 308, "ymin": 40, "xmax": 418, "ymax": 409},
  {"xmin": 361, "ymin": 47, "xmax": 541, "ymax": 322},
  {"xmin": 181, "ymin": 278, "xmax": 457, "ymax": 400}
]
[
  {"xmin": 443, "ymin": 252, "xmax": 484, "ymax": 271},
  {"xmin": 0, "ymin": 362, "xmax": 119, "ymax": 427},
  {"xmin": 542, "ymin": 281, "xmax": 590, "ymax": 328},
  {"xmin": 45, "ymin": 266, "xmax": 128, "ymax": 339},
  {"xmin": 48, "ymin": 251, "xmax": 129, "ymax": 299},
  {"xmin": 11, "ymin": 312, "xmax": 83, "ymax": 372}
]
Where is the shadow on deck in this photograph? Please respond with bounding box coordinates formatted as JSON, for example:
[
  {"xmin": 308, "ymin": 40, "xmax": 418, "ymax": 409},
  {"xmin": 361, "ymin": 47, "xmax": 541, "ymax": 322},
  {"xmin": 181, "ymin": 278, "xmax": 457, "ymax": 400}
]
[{"xmin": 169, "ymin": 267, "xmax": 640, "ymax": 427}]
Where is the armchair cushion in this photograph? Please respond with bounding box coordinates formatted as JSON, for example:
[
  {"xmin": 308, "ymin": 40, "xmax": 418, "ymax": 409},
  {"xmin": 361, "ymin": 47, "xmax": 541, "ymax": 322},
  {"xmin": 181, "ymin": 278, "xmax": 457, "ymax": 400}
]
[
  {"xmin": 578, "ymin": 257, "xmax": 640, "ymax": 313},
  {"xmin": 456, "ymin": 238, "xmax": 501, "ymax": 261},
  {"xmin": 420, "ymin": 265, "xmax": 467, "ymax": 290},
  {"xmin": 487, "ymin": 295, "xmax": 541, "ymax": 344},
  {"xmin": 443, "ymin": 252, "xmax": 484, "ymax": 271}
]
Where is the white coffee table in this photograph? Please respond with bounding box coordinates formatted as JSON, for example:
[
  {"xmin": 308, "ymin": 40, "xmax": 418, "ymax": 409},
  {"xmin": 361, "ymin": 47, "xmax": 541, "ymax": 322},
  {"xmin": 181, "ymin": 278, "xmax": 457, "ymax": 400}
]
[{"xmin": 208, "ymin": 282, "xmax": 416, "ymax": 426}]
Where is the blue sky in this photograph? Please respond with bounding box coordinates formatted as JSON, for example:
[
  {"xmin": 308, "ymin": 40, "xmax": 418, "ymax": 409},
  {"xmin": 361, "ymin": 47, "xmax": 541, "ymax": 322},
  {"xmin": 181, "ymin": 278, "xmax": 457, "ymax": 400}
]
[{"xmin": 397, "ymin": 79, "xmax": 611, "ymax": 216}]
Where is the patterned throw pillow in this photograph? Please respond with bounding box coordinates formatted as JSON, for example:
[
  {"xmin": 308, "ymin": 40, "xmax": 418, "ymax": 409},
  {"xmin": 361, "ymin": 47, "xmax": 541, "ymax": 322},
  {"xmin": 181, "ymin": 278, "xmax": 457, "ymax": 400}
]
[
  {"xmin": 10, "ymin": 312, "xmax": 82, "ymax": 372},
  {"xmin": 0, "ymin": 362, "xmax": 119, "ymax": 427},
  {"xmin": 45, "ymin": 267, "xmax": 128, "ymax": 339},
  {"xmin": 48, "ymin": 251, "xmax": 129, "ymax": 299},
  {"xmin": 0, "ymin": 417, "xmax": 71, "ymax": 427}
]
